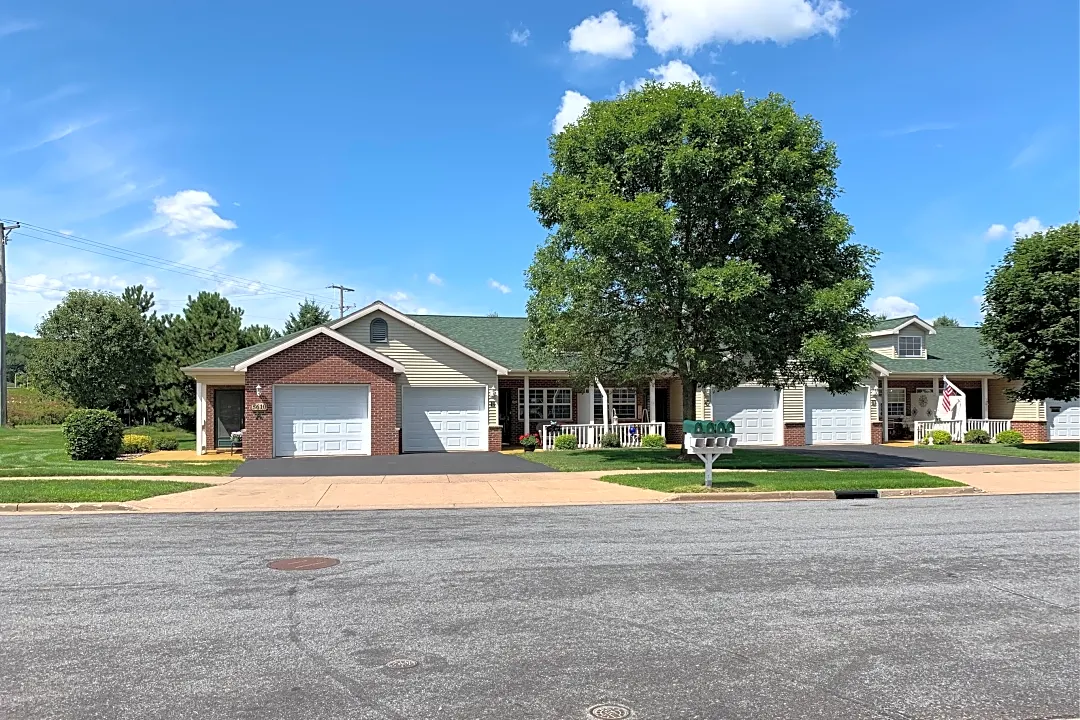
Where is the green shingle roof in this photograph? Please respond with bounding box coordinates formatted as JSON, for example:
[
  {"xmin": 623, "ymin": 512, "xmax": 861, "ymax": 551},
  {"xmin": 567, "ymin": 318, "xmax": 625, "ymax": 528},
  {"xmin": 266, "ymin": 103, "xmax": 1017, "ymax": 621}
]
[
  {"xmin": 183, "ymin": 327, "xmax": 318, "ymax": 370},
  {"xmin": 873, "ymin": 326, "xmax": 994, "ymax": 374},
  {"xmin": 409, "ymin": 314, "xmax": 530, "ymax": 369},
  {"xmin": 871, "ymin": 314, "xmax": 920, "ymax": 332}
]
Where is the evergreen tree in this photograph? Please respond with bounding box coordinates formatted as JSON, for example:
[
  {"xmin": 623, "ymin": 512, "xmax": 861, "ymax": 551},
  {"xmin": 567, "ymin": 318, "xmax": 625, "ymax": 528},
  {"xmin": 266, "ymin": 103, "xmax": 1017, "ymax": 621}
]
[
  {"xmin": 241, "ymin": 324, "xmax": 281, "ymax": 346},
  {"xmin": 932, "ymin": 315, "xmax": 960, "ymax": 327},
  {"xmin": 121, "ymin": 284, "xmax": 156, "ymax": 315},
  {"xmin": 284, "ymin": 299, "xmax": 331, "ymax": 334}
]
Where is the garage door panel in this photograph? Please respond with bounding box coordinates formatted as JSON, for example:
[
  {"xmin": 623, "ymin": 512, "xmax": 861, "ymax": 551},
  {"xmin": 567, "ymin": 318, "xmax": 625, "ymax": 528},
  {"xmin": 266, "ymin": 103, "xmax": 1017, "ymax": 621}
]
[
  {"xmin": 274, "ymin": 385, "xmax": 370, "ymax": 457},
  {"xmin": 1050, "ymin": 400, "xmax": 1080, "ymax": 440},
  {"xmin": 403, "ymin": 387, "xmax": 486, "ymax": 452},
  {"xmin": 806, "ymin": 388, "xmax": 866, "ymax": 445},
  {"xmin": 710, "ymin": 388, "xmax": 779, "ymax": 446}
]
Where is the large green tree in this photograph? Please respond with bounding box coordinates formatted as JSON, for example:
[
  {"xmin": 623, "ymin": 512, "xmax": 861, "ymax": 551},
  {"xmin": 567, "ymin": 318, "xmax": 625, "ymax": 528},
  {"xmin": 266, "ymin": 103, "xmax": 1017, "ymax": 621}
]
[
  {"xmin": 981, "ymin": 222, "xmax": 1079, "ymax": 401},
  {"xmin": 284, "ymin": 299, "xmax": 331, "ymax": 334},
  {"xmin": 3, "ymin": 333, "xmax": 39, "ymax": 384},
  {"xmin": 932, "ymin": 315, "xmax": 960, "ymax": 327},
  {"xmin": 30, "ymin": 290, "xmax": 155, "ymax": 410},
  {"xmin": 525, "ymin": 84, "xmax": 876, "ymax": 415},
  {"xmin": 241, "ymin": 324, "xmax": 281, "ymax": 346}
]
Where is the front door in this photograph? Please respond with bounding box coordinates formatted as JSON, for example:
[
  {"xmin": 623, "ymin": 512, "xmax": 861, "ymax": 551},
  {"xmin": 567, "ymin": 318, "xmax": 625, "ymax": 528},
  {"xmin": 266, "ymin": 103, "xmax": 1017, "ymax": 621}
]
[
  {"xmin": 498, "ymin": 388, "xmax": 513, "ymax": 445},
  {"xmin": 654, "ymin": 389, "xmax": 669, "ymax": 423},
  {"xmin": 214, "ymin": 389, "xmax": 245, "ymax": 449}
]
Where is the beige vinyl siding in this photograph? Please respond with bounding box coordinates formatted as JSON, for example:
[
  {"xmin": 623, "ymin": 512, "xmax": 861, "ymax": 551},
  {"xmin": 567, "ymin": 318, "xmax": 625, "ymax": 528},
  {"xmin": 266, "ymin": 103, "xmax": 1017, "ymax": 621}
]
[
  {"xmin": 868, "ymin": 335, "xmax": 897, "ymax": 358},
  {"xmin": 988, "ymin": 378, "xmax": 1046, "ymax": 421},
  {"xmin": 339, "ymin": 310, "xmax": 499, "ymax": 426},
  {"xmin": 669, "ymin": 377, "xmax": 684, "ymax": 421},
  {"xmin": 695, "ymin": 388, "xmax": 712, "ymax": 421},
  {"xmin": 781, "ymin": 385, "xmax": 805, "ymax": 423}
]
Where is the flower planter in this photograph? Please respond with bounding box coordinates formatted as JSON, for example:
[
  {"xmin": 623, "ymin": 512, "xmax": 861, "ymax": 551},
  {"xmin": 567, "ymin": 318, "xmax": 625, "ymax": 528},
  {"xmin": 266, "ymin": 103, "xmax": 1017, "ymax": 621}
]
[{"xmin": 523, "ymin": 445, "xmax": 535, "ymax": 453}]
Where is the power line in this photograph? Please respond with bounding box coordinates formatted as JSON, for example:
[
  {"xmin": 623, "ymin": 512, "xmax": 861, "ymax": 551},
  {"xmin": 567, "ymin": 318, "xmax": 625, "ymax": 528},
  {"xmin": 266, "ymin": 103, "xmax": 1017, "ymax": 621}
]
[{"xmin": 327, "ymin": 284, "xmax": 355, "ymax": 318}]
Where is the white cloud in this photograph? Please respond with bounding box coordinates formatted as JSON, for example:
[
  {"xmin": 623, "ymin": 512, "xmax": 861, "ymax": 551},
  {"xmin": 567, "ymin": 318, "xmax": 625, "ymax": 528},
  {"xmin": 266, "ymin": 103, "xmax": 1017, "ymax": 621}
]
[
  {"xmin": 389, "ymin": 290, "xmax": 409, "ymax": 302},
  {"xmin": 488, "ymin": 279, "xmax": 511, "ymax": 294},
  {"xmin": 632, "ymin": 0, "xmax": 848, "ymax": 53},
  {"xmin": 9, "ymin": 117, "xmax": 105, "ymax": 154},
  {"xmin": 972, "ymin": 295, "xmax": 985, "ymax": 321},
  {"xmin": 871, "ymin": 295, "xmax": 919, "ymax": 319},
  {"xmin": 152, "ymin": 190, "xmax": 237, "ymax": 238},
  {"xmin": 569, "ymin": 11, "xmax": 636, "ymax": 58},
  {"xmin": 552, "ymin": 90, "xmax": 592, "ymax": 133},
  {"xmin": 427, "ymin": 272, "xmax": 443, "ymax": 286},
  {"xmin": 0, "ymin": 20, "xmax": 37, "ymax": 37},
  {"xmin": 882, "ymin": 122, "xmax": 957, "ymax": 137},
  {"xmin": 509, "ymin": 27, "xmax": 530, "ymax": 45},
  {"xmin": 623, "ymin": 59, "xmax": 715, "ymax": 93},
  {"xmin": 1012, "ymin": 216, "xmax": 1045, "ymax": 237},
  {"xmin": 984, "ymin": 223, "xmax": 1007, "ymax": 240}
]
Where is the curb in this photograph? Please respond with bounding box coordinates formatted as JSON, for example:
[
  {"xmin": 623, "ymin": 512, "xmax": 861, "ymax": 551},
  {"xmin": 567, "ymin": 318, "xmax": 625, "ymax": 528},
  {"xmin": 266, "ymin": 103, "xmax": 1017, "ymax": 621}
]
[
  {"xmin": 0, "ymin": 502, "xmax": 139, "ymax": 513},
  {"xmin": 666, "ymin": 486, "xmax": 982, "ymax": 502}
]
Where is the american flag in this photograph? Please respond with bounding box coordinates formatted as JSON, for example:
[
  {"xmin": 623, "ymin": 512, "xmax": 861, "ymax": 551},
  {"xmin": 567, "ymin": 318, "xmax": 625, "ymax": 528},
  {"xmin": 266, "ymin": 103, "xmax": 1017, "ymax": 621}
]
[{"xmin": 941, "ymin": 381, "xmax": 957, "ymax": 412}]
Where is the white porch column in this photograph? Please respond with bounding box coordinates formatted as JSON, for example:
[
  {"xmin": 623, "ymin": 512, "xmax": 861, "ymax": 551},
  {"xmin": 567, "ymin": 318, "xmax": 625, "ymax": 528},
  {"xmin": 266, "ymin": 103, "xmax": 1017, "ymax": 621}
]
[
  {"xmin": 588, "ymin": 383, "xmax": 595, "ymax": 424},
  {"xmin": 981, "ymin": 376, "xmax": 989, "ymax": 419},
  {"xmin": 596, "ymin": 378, "xmax": 609, "ymax": 429},
  {"xmin": 524, "ymin": 374, "xmax": 530, "ymax": 437},
  {"xmin": 881, "ymin": 375, "xmax": 889, "ymax": 442},
  {"xmin": 195, "ymin": 381, "xmax": 207, "ymax": 455},
  {"xmin": 649, "ymin": 379, "xmax": 656, "ymax": 424}
]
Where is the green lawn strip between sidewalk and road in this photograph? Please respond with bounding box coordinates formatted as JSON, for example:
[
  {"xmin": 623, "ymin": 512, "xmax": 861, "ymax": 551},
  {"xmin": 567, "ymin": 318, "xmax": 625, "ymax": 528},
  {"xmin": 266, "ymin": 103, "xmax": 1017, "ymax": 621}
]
[
  {"xmin": 599, "ymin": 469, "xmax": 965, "ymax": 493},
  {"xmin": 521, "ymin": 448, "xmax": 865, "ymax": 472},
  {"xmin": 921, "ymin": 441, "xmax": 1079, "ymax": 463},
  {"xmin": 0, "ymin": 479, "xmax": 212, "ymax": 503},
  {"xmin": 0, "ymin": 426, "xmax": 241, "ymax": 477}
]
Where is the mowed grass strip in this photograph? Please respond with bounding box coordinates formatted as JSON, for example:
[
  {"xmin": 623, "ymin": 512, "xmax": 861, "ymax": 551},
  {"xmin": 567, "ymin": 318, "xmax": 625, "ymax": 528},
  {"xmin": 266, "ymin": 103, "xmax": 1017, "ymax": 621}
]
[
  {"xmin": 522, "ymin": 448, "xmax": 864, "ymax": 471},
  {"xmin": 922, "ymin": 441, "xmax": 1079, "ymax": 463},
  {"xmin": 0, "ymin": 479, "xmax": 211, "ymax": 503},
  {"xmin": 0, "ymin": 426, "xmax": 241, "ymax": 477},
  {"xmin": 599, "ymin": 469, "xmax": 965, "ymax": 493}
]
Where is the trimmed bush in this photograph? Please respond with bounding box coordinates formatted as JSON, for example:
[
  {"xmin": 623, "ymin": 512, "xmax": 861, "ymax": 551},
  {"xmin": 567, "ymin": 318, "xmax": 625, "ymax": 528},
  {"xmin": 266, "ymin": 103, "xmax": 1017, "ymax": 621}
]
[
  {"xmin": 641, "ymin": 433, "xmax": 666, "ymax": 448},
  {"xmin": 63, "ymin": 409, "xmax": 124, "ymax": 460},
  {"xmin": 600, "ymin": 432, "xmax": 621, "ymax": 448},
  {"xmin": 963, "ymin": 428, "xmax": 991, "ymax": 444},
  {"xmin": 155, "ymin": 437, "xmax": 179, "ymax": 451},
  {"xmin": 919, "ymin": 429, "xmax": 953, "ymax": 445},
  {"xmin": 6, "ymin": 387, "xmax": 76, "ymax": 426},
  {"xmin": 995, "ymin": 429, "xmax": 1025, "ymax": 446},
  {"xmin": 553, "ymin": 433, "xmax": 578, "ymax": 450},
  {"xmin": 121, "ymin": 434, "xmax": 154, "ymax": 454}
]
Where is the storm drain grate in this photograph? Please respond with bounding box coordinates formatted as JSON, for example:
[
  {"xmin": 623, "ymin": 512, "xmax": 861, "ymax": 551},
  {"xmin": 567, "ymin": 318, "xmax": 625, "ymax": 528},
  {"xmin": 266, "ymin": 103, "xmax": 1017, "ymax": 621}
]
[
  {"xmin": 588, "ymin": 704, "xmax": 632, "ymax": 719},
  {"xmin": 385, "ymin": 658, "xmax": 419, "ymax": 669},
  {"xmin": 268, "ymin": 557, "xmax": 340, "ymax": 571}
]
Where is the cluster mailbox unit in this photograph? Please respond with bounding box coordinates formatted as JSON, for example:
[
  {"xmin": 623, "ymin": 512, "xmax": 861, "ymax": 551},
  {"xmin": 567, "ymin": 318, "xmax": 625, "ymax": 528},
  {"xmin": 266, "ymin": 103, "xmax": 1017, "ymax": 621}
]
[{"xmin": 682, "ymin": 420, "xmax": 738, "ymax": 488}]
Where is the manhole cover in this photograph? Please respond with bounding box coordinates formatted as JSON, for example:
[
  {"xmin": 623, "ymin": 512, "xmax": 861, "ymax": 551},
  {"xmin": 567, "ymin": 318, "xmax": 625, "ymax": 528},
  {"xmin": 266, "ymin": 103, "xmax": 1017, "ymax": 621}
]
[
  {"xmin": 588, "ymin": 704, "xmax": 632, "ymax": 719},
  {"xmin": 268, "ymin": 557, "xmax": 340, "ymax": 571},
  {"xmin": 385, "ymin": 658, "xmax": 419, "ymax": 669}
]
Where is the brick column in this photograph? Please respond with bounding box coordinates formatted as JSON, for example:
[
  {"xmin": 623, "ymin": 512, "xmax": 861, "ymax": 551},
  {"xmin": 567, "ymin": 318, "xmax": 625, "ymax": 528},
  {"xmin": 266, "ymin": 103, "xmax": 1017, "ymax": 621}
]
[
  {"xmin": 1012, "ymin": 421, "xmax": 1048, "ymax": 442},
  {"xmin": 783, "ymin": 422, "xmax": 806, "ymax": 446},
  {"xmin": 488, "ymin": 426, "xmax": 503, "ymax": 451}
]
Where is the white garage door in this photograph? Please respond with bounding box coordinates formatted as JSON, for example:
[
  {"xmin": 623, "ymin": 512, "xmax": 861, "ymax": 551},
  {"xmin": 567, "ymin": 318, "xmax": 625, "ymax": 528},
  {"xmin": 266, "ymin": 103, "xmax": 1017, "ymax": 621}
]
[
  {"xmin": 806, "ymin": 387, "xmax": 867, "ymax": 445},
  {"xmin": 273, "ymin": 385, "xmax": 370, "ymax": 457},
  {"xmin": 710, "ymin": 387, "xmax": 779, "ymax": 446},
  {"xmin": 403, "ymin": 387, "xmax": 486, "ymax": 452},
  {"xmin": 1049, "ymin": 399, "xmax": 1080, "ymax": 440}
]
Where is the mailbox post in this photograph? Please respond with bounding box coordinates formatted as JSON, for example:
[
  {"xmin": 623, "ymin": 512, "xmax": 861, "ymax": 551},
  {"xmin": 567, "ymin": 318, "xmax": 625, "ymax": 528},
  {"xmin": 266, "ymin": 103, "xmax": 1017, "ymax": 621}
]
[{"xmin": 682, "ymin": 420, "xmax": 737, "ymax": 488}]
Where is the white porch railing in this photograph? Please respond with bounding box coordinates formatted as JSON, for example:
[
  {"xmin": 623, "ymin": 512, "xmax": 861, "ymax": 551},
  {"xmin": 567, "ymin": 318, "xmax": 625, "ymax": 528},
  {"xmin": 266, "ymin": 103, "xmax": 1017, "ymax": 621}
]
[
  {"xmin": 914, "ymin": 419, "xmax": 1012, "ymax": 443},
  {"xmin": 541, "ymin": 422, "xmax": 666, "ymax": 450}
]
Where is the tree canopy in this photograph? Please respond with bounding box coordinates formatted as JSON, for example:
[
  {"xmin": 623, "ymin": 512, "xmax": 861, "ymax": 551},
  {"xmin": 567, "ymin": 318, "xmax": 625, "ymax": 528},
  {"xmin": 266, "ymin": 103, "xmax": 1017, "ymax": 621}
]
[
  {"xmin": 981, "ymin": 222, "xmax": 1079, "ymax": 401},
  {"xmin": 932, "ymin": 315, "xmax": 960, "ymax": 327},
  {"xmin": 525, "ymin": 84, "xmax": 876, "ymax": 415},
  {"xmin": 284, "ymin": 300, "xmax": 331, "ymax": 334},
  {"xmin": 3, "ymin": 333, "xmax": 38, "ymax": 384}
]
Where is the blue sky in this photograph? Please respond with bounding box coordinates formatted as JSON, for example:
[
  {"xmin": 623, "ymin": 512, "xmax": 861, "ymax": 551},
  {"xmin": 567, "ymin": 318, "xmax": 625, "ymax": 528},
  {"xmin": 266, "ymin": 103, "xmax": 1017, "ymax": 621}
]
[{"xmin": 1, "ymin": 0, "xmax": 1076, "ymax": 334}]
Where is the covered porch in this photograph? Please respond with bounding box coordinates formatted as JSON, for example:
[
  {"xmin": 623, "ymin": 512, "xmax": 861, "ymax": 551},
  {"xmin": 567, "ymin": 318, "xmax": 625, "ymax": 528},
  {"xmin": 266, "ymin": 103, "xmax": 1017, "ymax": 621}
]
[{"xmin": 879, "ymin": 373, "xmax": 1010, "ymax": 443}]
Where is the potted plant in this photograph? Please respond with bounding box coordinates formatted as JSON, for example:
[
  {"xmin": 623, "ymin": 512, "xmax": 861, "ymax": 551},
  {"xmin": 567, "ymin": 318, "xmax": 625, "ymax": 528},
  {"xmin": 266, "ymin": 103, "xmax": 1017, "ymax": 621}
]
[{"xmin": 519, "ymin": 434, "xmax": 540, "ymax": 452}]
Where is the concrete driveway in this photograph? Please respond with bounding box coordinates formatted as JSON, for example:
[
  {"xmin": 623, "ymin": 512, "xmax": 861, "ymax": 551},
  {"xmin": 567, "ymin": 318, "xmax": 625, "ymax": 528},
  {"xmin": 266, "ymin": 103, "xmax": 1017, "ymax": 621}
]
[
  {"xmin": 233, "ymin": 451, "xmax": 556, "ymax": 477},
  {"xmin": 787, "ymin": 443, "xmax": 1055, "ymax": 467}
]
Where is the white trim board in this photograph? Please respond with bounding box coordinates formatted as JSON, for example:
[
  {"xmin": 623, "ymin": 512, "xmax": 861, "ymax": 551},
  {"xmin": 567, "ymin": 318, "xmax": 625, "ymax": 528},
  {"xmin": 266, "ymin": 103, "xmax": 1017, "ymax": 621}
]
[{"xmin": 330, "ymin": 301, "xmax": 510, "ymax": 375}]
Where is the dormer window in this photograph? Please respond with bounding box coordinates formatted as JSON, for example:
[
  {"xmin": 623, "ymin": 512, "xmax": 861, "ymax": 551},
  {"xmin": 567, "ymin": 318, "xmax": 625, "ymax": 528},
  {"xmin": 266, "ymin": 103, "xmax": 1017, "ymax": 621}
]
[
  {"xmin": 369, "ymin": 318, "xmax": 388, "ymax": 343},
  {"xmin": 898, "ymin": 335, "xmax": 923, "ymax": 358}
]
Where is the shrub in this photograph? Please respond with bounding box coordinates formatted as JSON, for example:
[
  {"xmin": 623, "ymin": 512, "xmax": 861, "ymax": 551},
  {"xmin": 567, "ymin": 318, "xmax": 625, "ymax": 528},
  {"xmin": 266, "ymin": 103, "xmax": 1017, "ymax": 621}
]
[
  {"xmin": 121, "ymin": 434, "xmax": 154, "ymax": 454},
  {"xmin": 995, "ymin": 429, "xmax": 1025, "ymax": 446},
  {"xmin": 6, "ymin": 387, "xmax": 76, "ymax": 426},
  {"xmin": 919, "ymin": 429, "xmax": 953, "ymax": 445},
  {"xmin": 600, "ymin": 432, "xmax": 621, "ymax": 448},
  {"xmin": 155, "ymin": 437, "xmax": 179, "ymax": 451},
  {"xmin": 553, "ymin": 433, "xmax": 578, "ymax": 450},
  {"xmin": 641, "ymin": 433, "xmax": 666, "ymax": 448},
  {"xmin": 963, "ymin": 428, "xmax": 991, "ymax": 444},
  {"xmin": 62, "ymin": 409, "xmax": 124, "ymax": 460}
]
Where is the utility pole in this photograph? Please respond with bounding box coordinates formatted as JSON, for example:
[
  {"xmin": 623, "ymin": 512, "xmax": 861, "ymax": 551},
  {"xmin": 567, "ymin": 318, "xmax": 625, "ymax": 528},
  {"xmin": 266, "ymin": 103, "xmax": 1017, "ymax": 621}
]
[
  {"xmin": 1, "ymin": 221, "xmax": 20, "ymax": 427},
  {"xmin": 326, "ymin": 284, "xmax": 354, "ymax": 319}
]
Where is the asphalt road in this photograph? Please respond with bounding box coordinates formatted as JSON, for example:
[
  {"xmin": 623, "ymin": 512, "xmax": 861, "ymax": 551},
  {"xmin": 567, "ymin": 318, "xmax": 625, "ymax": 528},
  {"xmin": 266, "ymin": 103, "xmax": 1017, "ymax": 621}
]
[{"xmin": 1, "ymin": 497, "xmax": 1077, "ymax": 720}]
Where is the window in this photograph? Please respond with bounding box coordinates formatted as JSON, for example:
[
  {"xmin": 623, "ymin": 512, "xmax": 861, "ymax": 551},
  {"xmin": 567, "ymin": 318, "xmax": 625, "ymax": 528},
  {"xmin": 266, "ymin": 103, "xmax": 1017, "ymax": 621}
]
[
  {"xmin": 886, "ymin": 388, "xmax": 906, "ymax": 418},
  {"xmin": 595, "ymin": 388, "xmax": 637, "ymax": 422},
  {"xmin": 898, "ymin": 335, "xmax": 923, "ymax": 357},
  {"xmin": 518, "ymin": 388, "xmax": 572, "ymax": 420},
  {"xmin": 369, "ymin": 318, "xmax": 388, "ymax": 343}
]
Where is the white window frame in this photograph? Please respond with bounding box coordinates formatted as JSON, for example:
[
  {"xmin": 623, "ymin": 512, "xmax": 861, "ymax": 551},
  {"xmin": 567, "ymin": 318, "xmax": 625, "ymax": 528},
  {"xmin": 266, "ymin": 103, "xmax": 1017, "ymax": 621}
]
[
  {"xmin": 594, "ymin": 388, "xmax": 637, "ymax": 422},
  {"xmin": 897, "ymin": 335, "xmax": 923, "ymax": 358},
  {"xmin": 518, "ymin": 387, "xmax": 572, "ymax": 421},
  {"xmin": 886, "ymin": 388, "xmax": 906, "ymax": 419}
]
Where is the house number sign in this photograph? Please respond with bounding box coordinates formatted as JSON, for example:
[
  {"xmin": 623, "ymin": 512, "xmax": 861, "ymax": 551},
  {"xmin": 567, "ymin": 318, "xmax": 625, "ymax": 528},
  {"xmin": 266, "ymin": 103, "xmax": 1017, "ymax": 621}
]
[{"xmin": 251, "ymin": 402, "xmax": 267, "ymax": 412}]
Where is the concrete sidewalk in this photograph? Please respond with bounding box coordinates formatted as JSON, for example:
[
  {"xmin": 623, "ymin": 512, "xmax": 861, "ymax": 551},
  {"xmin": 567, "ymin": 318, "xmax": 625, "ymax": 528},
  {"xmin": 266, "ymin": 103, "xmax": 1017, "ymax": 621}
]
[{"xmin": 909, "ymin": 464, "xmax": 1079, "ymax": 494}]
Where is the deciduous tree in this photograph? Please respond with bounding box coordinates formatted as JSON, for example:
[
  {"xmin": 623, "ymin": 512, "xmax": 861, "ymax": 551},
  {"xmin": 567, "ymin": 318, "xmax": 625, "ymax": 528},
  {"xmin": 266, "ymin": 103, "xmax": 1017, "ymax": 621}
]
[{"xmin": 932, "ymin": 315, "xmax": 960, "ymax": 327}]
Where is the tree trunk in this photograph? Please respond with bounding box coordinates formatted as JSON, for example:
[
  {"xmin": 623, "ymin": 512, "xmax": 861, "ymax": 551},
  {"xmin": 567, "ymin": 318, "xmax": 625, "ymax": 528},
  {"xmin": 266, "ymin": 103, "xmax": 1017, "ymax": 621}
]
[{"xmin": 682, "ymin": 378, "xmax": 698, "ymax": 422}]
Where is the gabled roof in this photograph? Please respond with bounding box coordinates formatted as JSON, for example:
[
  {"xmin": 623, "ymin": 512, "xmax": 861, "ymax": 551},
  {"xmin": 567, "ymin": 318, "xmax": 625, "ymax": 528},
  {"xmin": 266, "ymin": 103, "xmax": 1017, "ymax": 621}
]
[
  {"xmin": 873, "ymin": 326, "xmax": 994, "ymax": 374},
  {"xmin": 409, "ymin": 314, "xmax": 530, "ymax": 370},
  {"xmin": 866, "ymin": 315, "xmax": 936, "ymax": 337},
  {"xmin": 183, "ymin": 328, "xmax": 314, "ymax": 371}
]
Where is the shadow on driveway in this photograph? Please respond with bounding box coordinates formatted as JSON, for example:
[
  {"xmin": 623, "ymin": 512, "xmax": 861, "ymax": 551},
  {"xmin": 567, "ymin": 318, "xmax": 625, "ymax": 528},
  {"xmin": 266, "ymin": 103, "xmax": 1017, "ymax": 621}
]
[
  {"xmin": 234, "ymin": 452, "xmax": 556, "ymax": 477},
  {"xmin": 785, "ymin": 444, "xmax": 1052, "ymax": 468}
]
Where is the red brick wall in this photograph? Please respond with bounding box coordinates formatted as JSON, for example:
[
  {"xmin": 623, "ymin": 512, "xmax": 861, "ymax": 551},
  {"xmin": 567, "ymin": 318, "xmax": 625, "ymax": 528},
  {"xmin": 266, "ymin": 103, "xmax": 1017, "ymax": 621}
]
[
  {"xmin": 1012, "ymin": 420, "xmax": 1048, "ymax": 442},
  {"xmin": 243, "ymin": 336, "xmax": 399, "ymax": 459},
  {"xmin": 204, "ymin": 385, "xmax": 244, "ymax": 450},
  {"xmin": 783, "ymin": 423, "xmax": 806, "ymax": 446},
  {"xmin": 665, "ymin": 422, "xmax": 684, "ymax": 445},
  {"xmin": 488, "ymin": 426, "xmax": 502, "ymax": 452},
  {"xmin": 871, "ymin": 421, "xmax": 883, "ymax": 445}
]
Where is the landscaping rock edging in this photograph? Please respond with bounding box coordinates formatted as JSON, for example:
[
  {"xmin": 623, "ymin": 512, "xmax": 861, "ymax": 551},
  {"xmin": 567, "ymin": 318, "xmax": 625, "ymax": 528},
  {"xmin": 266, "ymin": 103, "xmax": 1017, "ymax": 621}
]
[
  {"xmin": 666, "ymin": 486, "xmax": 983, "ymax": 502},
  {"xmin": 0, "ymin": 502, "xmax": 139, "ymax": 513}
]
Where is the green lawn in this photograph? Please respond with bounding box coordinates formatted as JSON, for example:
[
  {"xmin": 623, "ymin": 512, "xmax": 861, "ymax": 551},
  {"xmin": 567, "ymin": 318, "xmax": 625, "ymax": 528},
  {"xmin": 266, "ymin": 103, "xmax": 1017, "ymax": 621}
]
[
  {"xmin": 0, "ymin": 425, "xmax": 241, "ymax": 477},
  {"xmin": 521, "ymin": 447, "xmax": 865, "ymax": 471},
  {"xmin": 600, "ymin": 469, "xmax": 965, "ymax": 493},
  {"xmin": 922, "ymin": 441, "xmax": 1079, "ymax": 463},
  {"xmin": 0, "ymin": 479, "xmax": 211, "ymax": 503}
]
